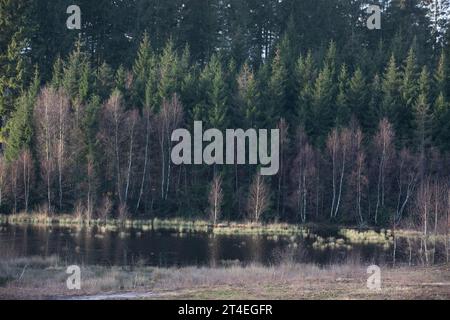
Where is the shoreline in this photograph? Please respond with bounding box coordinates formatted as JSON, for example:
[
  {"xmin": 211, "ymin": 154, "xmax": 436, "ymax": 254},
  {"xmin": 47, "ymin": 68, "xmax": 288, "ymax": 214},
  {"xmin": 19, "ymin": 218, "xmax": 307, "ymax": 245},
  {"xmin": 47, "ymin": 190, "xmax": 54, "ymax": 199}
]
[
  {"xmin": 1, "ymin": 213, "xmax": 445, "ymax": 241},
  {"xmin": 0, "ymin": 213, "xmax": 307, "ymax": 235}
]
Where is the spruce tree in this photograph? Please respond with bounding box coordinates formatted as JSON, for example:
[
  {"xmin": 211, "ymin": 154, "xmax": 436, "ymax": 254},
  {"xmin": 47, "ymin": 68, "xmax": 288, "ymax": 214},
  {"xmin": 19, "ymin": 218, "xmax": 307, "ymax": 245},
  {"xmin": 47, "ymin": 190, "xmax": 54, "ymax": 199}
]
[
  {"xmin": 414, "ymin": 66, "xmax": 431, "ymax": 177},
  {"xmin": 179, "ymin": 45, "xmax": 197, "ymax": 121},
  {"xmin": 114, "ymin": 65, "xmax": 127, "ymax": 93},
  {"xmin": 237, "ymin": 63, "xmax": 260, "ymax": 128},
  {"xmin": 96, "ymin": 62, "xmax": 114, "ymax": 101},
  {"xmin": 348, "ymin": 68, "xmax": 370, "ymax": 131},
  {"xmin": 398, "ymin": 48, "xmax": 419, "ymax": 145},
  {"xmin": 132, "ymin": 33, "xmax": 154, "ymax": 108},
  {"xmin": 51, "ymin": 57, "xmax": 64, "ymax": 89},
  {"xmin": 204, "ymin": 54, "xmax": 228, "ymax": 129},
  {"xmin": 158, "ymin": 40, "xmax": 180, "ymax": 105},
  {"xmin": 62, "ymin": 40, "xmax": 90, "ymax": 105},
  {"xmin": 382, "ymin": 55, "xmax": 400, "ymax": 123},
  {"xmin": 296, "ymin": 51, "xmax": 316, "ymax": 127},
  {"xmin": 324, "ymin": 40, "xmax": 337, "ymax": 77},
  {"xmin": 82, "ymin": 95, "xmax": 102, "ymax": 162},
  {"xmin": 268, "ymin": 49, "xmax": 288, "ymax": 124},
  {"xmin": 3, "ymin": 68, "xmax": 39, "ymax": 162},
  {"xmin": 335, "ymin": 64, "xmax": 350, "ymax": 128},
  {"xmin": 311, "ymin": 62, "xmax": 335, "ymax": 142},
  {"xmin": 433, "ymin": 92, "xmax": 450, "ymax": 152},
  {"xmin": 401, "ymin": 48, "xmax": 418, "ymax": 109},
  {"xmin": 0, "ymin": 31, "xmax": 29, "ymax": 120},
  {"xmin": 432, "ymin": 51, "xmax": 450, "ymax": 151},
  {"xmin": 434, "ymin": 51, "xmax": 448, "ymax": 99},
  {"xmin": 368, "ymin": 74, "xmax": 383, "ymax": 134}
]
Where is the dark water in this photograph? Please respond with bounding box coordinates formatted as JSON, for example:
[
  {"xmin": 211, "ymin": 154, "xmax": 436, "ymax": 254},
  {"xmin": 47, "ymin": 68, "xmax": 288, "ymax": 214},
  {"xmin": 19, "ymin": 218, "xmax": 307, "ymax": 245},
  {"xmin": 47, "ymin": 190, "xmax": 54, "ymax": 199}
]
[{"xmin": 0, "ymin": 223, "xmax": 442, "ymax": 267}]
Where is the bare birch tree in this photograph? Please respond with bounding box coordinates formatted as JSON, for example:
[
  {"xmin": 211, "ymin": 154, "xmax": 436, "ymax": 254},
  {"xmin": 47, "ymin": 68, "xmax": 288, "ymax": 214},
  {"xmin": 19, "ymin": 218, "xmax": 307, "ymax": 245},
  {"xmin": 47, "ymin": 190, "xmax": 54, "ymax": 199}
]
[
  {"xmin": 124, "ymin": 109, "xmax": 139, "ymax": 205},
  {"xmin": 396, "ymin": 148, "xmax": 418, "ymax": 223},
  {"xmin": 105, "ymin": 91, "xmax": 125, "ymax": 205},
  {"xmin": 99, "ymin": 90, "xmax": 128, "ymax": 212},
  {"xmin": 328, "ymin": 129, "xmax": 338, "ymax": 219},
  {"xmin": 327, "ymin": 128, "xmax": 351, "ymax": 219},
  {"xmin": 415, "ymin": 178, "xmax": 432, "ymax": 265},
  {"xmin": 19, "ymin": 149, "xmax": 33, "ymax": 212},
  {"xmin": 430, "ymin": 179, "xmax": 446, "ymax": 264},
  {"xmin": 276, "ymin": 118, "xmax": 288, "ymax": 218},
  {"xmin": 393, "ymin": 148, "xmax": 417, "ymax": 266},
  {"xmin": 292, "ymin": 128, "xmax": 316, "ymax": 223},
  {"xmin": 248, "ymin": 173, "xmax": 270, "ymax": 223},
  {"xmin": 0, "ymin": 156, "xmax": 6, "ymax": 209},
  {"xmin": 136, "ymin": 108, "xmax": 152, "ymax": 213},
  {"xmin": 55, "ymin": 89, "xmax": 71, "ymax": 210},
  {"xmin": 157, "ymin": 94, "xmax": 183, "ymax": 200},
  {"xmin": 10, "ymin": 159, "xmax": 19, "ymax": 213},
  {"xmin": 374, "ymin": 118, "xmax": 394, "ymax": 224},
  {"xmin": 349, "ymin": 128, "xmax": 367, "ymax": 225},
  {"xmin": 86, "ymin": 157, "xmax": 94, "ymax": 221},
  {"xmin": 35, "ymin": 87, "xmax": 71, "ymax": 212},
  {"xmin": 208, "ymin": 174, "xmax": 223, "ymax": 225},
  {"xmin": 446, "ymin": 187, "xmax": 449, "ymax": 263}
]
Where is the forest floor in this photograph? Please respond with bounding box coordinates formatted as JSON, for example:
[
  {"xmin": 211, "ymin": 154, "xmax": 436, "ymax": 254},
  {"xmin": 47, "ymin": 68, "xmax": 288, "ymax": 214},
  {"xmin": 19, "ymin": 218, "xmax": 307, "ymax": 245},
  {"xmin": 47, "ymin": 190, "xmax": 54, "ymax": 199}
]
[{"xmin": 0, "ymin": 256, "xmax": 449, "ymax": 300}]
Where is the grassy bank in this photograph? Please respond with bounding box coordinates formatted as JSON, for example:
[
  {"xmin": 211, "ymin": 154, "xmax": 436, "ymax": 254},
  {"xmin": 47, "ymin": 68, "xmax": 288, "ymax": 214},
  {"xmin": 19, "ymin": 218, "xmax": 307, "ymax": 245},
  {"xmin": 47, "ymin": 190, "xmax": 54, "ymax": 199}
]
[
  {"xmin": 0, "ymin": 213, "xmax": 309, "ymax": 236},
  {"xmin": 0, "ymin": 256, "xmax": 449, "ymax": 300}
]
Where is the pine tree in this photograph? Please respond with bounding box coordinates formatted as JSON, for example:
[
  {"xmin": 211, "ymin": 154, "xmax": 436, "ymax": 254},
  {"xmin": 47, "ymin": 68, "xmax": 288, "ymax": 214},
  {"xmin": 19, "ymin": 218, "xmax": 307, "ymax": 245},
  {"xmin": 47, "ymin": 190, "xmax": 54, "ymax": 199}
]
[{"xmin": 177, "ymin": 0, "xmax": 220, "ymax": 63}]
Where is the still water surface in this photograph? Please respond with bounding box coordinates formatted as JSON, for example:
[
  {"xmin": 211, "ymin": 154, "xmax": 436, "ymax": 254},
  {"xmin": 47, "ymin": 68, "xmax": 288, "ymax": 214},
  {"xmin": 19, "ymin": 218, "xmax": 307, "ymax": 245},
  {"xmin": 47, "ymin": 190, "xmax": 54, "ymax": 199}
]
[{"xmin": 0, "ymin": 224, "xmax": 434, "ymax": 267}]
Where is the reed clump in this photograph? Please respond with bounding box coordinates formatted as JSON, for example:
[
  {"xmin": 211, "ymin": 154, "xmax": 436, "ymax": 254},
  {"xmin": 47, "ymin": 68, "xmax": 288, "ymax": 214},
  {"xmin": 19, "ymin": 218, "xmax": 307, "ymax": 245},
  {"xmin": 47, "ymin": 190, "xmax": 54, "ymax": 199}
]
[{"xmin": 339, "ymin": 228, "xmax": 392, "ymax": 245}]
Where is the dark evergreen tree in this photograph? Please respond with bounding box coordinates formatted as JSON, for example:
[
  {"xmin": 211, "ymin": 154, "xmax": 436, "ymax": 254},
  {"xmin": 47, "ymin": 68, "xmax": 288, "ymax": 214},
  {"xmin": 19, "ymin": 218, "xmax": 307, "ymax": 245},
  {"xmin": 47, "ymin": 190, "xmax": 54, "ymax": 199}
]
[
  {"xmin": 348, "ymin": 68, "xmax": 371, "ymax": 131},
  {"xmin": 335, "ymin": 64, "xmax": 350, "ymax": 128},
  {"xmin": 382, "ymin": 55, "xmax": 401, "ymax": 125},
  {"xmin": 3, "ymin": 68, "xmax": 39, "ymax": 161}
]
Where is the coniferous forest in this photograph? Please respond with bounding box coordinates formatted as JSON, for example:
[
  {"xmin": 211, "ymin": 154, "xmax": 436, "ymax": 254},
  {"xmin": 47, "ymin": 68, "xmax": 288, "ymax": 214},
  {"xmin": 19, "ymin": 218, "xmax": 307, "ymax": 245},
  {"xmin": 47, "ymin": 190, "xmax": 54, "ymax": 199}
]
[{"xmin": 1, "ymin": 0, "xmax": 450, "ymax": 230}]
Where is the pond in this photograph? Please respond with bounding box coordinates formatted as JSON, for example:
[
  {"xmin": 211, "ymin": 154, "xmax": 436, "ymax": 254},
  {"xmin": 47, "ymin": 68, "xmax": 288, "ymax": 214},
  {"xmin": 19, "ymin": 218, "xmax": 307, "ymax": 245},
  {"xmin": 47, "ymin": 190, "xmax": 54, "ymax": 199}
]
[{"xmin": 0, "ymin": 223, "xmax": 446, "ymax": 267}]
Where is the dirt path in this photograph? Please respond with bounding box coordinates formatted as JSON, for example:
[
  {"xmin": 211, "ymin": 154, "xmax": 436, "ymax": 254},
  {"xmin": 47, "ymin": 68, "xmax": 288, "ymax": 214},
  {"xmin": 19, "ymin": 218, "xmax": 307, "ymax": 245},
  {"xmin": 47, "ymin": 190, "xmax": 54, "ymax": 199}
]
[{"xmin": 62, "ymin": 291, "xmax": 157, "ymax": 300}]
